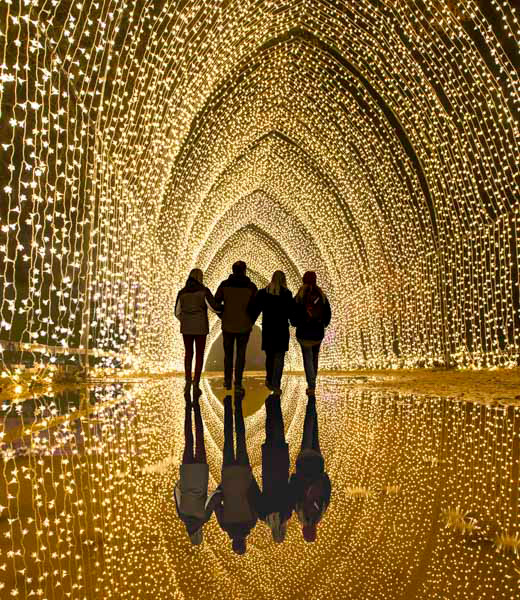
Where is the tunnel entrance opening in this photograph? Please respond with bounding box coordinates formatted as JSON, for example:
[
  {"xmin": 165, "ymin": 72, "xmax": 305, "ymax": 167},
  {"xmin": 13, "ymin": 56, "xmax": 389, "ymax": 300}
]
[{"xmin": 204, "ymin": 325, "xmax": 265, "ymax": 372}]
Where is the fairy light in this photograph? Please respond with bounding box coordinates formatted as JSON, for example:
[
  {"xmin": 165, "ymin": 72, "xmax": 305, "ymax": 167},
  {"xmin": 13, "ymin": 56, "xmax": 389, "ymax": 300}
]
[
  {"xmin": 0, "ymin": 0, "xmax": 517, "ymax": 376},
  {"xmin": 1, "ymin": 377, "xmax": 519, "ymax": 597}
]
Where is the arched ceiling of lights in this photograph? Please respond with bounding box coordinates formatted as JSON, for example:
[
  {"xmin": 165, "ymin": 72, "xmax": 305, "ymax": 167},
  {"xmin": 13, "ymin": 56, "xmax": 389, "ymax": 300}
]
[{"xmin": 0, "ymin": 0, "xmax": 518, "ymax": 372}]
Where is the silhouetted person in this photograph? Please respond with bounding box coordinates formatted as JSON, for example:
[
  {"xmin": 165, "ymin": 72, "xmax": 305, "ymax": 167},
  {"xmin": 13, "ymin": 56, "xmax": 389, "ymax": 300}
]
[
  {"xmin": 258, "ymin": 394, "xmax": 292, "ymax": 543},
  {"xmin": 175, "ymin": 268, "xmax": 221, "ymax": 396},
  {"xmin": 215, "ymin": 261, "xmax": 257, "ymax": 393},
  {"xmin": 250, "ymin": 271, "xmax": 293, "ymax": 395},
  {"xmin": 213, "ymin": 395, "xmax": 261, "ymax": 554},
  {"xmin": 291, "ymin": 271, "xmax": 331, "ymax": 396},
  {"xmin": 174, "ymin": 393, "xmax": 216, "ymax": 545},
  {"xmin": 289, "ymin": 395, "xmax": 331, "ymax": 542}
]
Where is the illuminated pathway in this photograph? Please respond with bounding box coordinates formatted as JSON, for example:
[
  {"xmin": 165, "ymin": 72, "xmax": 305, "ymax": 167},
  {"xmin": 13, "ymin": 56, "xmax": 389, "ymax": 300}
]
[
  {"xmin": 0, "ymin": 2, "xmax": 519, "ymax": 598},
  {"xmin": 1, "ymin": 375, "xmax": 519, "ymax": 599}
]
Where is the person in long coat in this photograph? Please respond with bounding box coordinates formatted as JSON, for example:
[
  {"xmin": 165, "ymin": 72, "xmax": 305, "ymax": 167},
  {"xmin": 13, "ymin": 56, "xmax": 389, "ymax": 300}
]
[
  {"xmin": 257, "ymin": 394, "xmax": 293, "ymax": 543},
  {"xmin": 250, "ymin": 270, "xmax": 294, "ymax": 395}
]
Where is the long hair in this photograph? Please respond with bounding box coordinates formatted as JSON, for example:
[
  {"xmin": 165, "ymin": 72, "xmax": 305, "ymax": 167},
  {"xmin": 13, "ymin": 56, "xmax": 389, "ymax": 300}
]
[
  {"xmin": 187, "ymin": 268, "xmax": 203, "ymax": 285},
  {"xmin": 267, "ymin": 270, "xmax": 287, "ymax": 295},
  {"xmin": 295, "ymin": 283, "xmax": 326, "ymax": 304}
]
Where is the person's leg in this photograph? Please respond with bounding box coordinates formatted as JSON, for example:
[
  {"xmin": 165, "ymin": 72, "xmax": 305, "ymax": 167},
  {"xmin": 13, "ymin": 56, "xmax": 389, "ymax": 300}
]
[
  {"xmin": 265, "ymin": 394, "xmax": 275, "ymax": 444},
  {"xmin": 182, "ymin": 402, "xmax": 195, "ymax": 464},
  {"xmin": 301, "ymin": 396, "xmax": 317, "ymax": 451},
  {"xmin": 311, "ymin": 400, "xmax": 321, "ymax": 454},
  {"xmin": 193, "ymin": 400, "xmax": 207, "ymax": 463},
  {"xmin": 312, "ymin": 343, "xmax": 321, "ymax": 384},
  {"xmin": 299, "ymin": 342, "xmax": 316, "ymax": 391},
  {"xmin": 193, "ymin": 335, "xmax": 207, "ymax": 390},
  {"xmin": 265, "ymin": 352, "xmax": 274, "ymax": 389},
  {"xmin": 183, "ymin": 334, "xmax": 195, "ymax": 383},
  {"xmin": 223, "ymin": 395, "xmax": 235, "ymax": 465},
  {"xmin": 234, "ymin": 331, "xmax": 250, "ymax": 389},
  {"xmin": 271, "ymin": 351, "xmax": 285, "ymax": 391},
  {"xmin": 223, "ymin": 332, "xmax": 235, "ymax": 389},
  {"xmin": 271, "ymin": 394, "xmax": 286, "ymax": 445},
  {"xmin": 234, "ymin": 396, "xmax": 250, "ymax": 466}
]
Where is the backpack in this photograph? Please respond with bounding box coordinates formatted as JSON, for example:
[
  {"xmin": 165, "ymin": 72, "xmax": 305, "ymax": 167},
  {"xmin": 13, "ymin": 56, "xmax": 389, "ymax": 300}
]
[{"xmin": 305, "ymin": 293, "xmax": 324, "ymax": 322}]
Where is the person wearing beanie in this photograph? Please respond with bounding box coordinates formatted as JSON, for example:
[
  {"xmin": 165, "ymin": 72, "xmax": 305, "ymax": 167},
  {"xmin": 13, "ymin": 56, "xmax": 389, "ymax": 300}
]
[
  {"xmin": 175, "ymin": 268, "xmax": 222, "ymax": 396},
  {"xmin": 289, "ymin": 395, "xmax": 331, "ymax": 543},
  {"xmin": 215, "ymin": 261, "xmax": 258, "ymax": 394},
  {"xmin": 291, "ymin": 271, "xmax": 331, "ymax": 396}
]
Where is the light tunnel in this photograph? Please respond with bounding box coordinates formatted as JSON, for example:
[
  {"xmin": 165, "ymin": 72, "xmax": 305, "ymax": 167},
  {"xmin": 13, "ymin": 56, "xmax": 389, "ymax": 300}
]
[{"xmin": 0, "ymin": 0, "xmax": 518, "ymax": 374}]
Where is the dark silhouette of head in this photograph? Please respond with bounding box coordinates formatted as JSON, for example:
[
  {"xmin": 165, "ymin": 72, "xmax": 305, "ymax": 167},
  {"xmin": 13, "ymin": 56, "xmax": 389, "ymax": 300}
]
[
  {"xmin": 232, "ymin": 261, "xmax": 247, "ymax": 276},
  {"xmin": 232, "ymin": 537, "xmax": 246, "ymax": 554},
  {"xmin": 302, "ymin": 270, "xmax": 317, "ymax": 286},
  {"xmin": 303, "ymin": 524, "xmax": 317, "ymax": 543}
]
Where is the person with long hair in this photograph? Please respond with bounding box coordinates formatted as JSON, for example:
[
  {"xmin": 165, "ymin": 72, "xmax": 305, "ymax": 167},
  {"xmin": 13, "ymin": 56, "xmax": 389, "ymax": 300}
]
[
  {"xmin": 174, "ymin": 392, "xmax": 218, "ymax": 545},
  {"xmin": 291, "ymin": 271, "xmax": 331, "ymax": 396},
  {"xmin": 250, "ymin": 270, "xmax": 294, "ymax": 395},
  {"xmin": 258, "ymin": 394, "xmax": 292, "ymax": 543},
  {"xmin": 175, "ymin": 268, "xmax": 221, "ymax": 396}
]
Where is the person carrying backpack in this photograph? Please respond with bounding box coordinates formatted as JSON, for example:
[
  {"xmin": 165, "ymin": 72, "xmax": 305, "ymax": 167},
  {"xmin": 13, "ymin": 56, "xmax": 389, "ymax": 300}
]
[{"xmin": 291, "ymin": 271, "xmax": 331, "ymax": 396}]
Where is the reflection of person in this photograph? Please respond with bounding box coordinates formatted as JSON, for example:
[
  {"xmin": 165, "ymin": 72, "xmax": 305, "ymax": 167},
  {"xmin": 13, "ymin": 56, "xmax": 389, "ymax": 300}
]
[
  {"xmin": 213, "ymin": 395, "xmax": 261, "ymax": 554},
  {"xmin": 215, "ymin": 261, "xmax": 258, "ymax": 393},
  {"xmin": 175, "ymin": 269, "xmax": 222, "ymax": 396},
  {"xmin": 289, "ymin": 395, "xmax": 331, "ymax": 542},
  {"xmin": 291, "ymin": 271, "xmax": 331, "ymax": 396},
  {"xmin": 258, "ymin": 394, "xmax": 292, "ymax": 543},
  {"xmin": 250, "ymin": 271, "xmax": 294, "ymax": 396},
  {"xmin": 174, "ymin": 394, "xmax": 217, "ymax": 545}
]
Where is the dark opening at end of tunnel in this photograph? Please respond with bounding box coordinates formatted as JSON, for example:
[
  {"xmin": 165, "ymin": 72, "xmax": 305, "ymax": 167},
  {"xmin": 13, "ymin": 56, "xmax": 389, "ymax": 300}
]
[{"xmin": 204, "ymin": 325, "xmax": 265, "ymax": 372}]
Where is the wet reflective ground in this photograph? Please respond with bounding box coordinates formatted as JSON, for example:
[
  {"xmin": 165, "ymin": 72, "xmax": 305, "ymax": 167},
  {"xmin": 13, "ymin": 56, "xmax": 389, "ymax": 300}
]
[{"xmin": 0, "ymin": 375, "xmax": 519, "ymax": 599}]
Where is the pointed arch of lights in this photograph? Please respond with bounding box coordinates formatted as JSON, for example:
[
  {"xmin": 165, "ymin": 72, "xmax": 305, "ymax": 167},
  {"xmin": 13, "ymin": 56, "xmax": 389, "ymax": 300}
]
[{"xmin": 0, "ymin": 0, "xmax": 517, "ymax": 378}]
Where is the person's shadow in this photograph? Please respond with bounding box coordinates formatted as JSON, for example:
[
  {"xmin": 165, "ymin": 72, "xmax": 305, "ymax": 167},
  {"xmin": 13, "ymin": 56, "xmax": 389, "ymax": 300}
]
[
  {"xmin": 289, "ymin": 395, "xmax": 331, "ymax": 542},
  {"xmin": 258, "ymin": 394, "xmax": 292, "ymax": 543},
  {"xmin": 212, "ymin": 393, "xmax": 261, "ymax": 555}
]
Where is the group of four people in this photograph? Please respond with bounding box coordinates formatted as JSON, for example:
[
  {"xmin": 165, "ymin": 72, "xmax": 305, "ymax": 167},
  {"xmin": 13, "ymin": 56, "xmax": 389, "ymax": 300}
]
[
  {"xmin": 175, "ymin": 261, "xmax": 332, "ymax": 396},
  {"xmin": 174, "ymin": 390, "xmax": 331, "ymax": 554}
]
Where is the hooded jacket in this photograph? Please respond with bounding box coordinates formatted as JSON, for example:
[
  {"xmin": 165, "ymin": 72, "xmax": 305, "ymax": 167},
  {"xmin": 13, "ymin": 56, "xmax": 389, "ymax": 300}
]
[
  {"xmin": 215, "ymin": 274, "xmax": 258, "ymax": 334},
  {"xmin": 175, "ymin": 277, "xmax": 221, "ymax": 335}
]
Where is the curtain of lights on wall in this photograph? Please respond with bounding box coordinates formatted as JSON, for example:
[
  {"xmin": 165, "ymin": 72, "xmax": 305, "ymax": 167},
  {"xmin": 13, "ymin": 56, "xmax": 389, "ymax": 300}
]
[{"xmin": 0, "ymin": 0, "xmax": 518, "ymax": 373}]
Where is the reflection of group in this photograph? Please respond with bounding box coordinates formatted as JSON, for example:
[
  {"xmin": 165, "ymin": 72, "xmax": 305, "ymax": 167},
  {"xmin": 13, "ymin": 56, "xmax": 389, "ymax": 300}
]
[
  {"xmin": 175, "ymin": 261, "xmax": 332, "ymax": 397},
  {"xmin": 174, "ymin": 389, "xmax": 331, "ymax": 553}
]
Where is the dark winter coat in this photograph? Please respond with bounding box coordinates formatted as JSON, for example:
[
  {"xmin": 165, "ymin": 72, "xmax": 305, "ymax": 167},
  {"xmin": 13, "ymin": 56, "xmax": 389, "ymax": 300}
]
[
  {"xmin": 258, "ymin": 442, "xmax": 293, "ymax": 522},
  {"xmin": 250, "ymin": 287, "xmax": 294, "ymax": 352},
  {"xmin": 175, "ymin": 277, "xmax": 221, "ymax": 335},
  {"xmin": 291, "ymin": 293, "xmax": 331, "ymax": 343},
  {"xmin": 215, "ymin": 274, "xmax": 258, "ymax": 334},
  {"xmin": 289, "ymin": 449, "xmax": 331, "ymax": 524}
]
